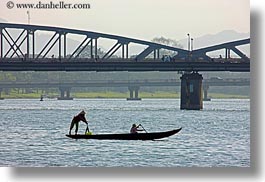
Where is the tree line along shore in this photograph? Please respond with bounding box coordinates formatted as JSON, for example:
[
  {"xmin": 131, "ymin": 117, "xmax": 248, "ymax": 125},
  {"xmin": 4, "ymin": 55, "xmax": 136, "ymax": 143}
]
[{"xmin": 0, "ymin": 90, "xmax": 249, "ymax": 99}]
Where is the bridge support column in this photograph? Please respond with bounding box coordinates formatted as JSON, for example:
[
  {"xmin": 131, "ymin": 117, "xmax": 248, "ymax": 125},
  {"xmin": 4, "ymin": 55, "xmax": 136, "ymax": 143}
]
[
  {"xmin": 127, "ymin": 86, "xmax": 141, "ymax": 101},
  {"xmin": 203, "ymin": 84, "xmax": 211, "ymax": 101},
  {"xmin": 0, "ymin": 88, "xmax": 3, "ymax": 100},
  {"xmin": 58, "ymin": 87, "xmax": 73, "ymax": 100},
  {"xmin": 135, "ymin": 89, "xmax": 139, "ymax": 99},
  {"xmin": 180, "ymin": 72, "xmax": 203, "ymax": 110}
]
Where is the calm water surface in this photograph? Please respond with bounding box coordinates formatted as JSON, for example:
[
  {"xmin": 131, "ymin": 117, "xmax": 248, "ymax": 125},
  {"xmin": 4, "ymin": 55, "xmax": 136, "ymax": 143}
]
[{"xmin": 0, "ymin": 99, "xmax": 250, "ymax": 167}]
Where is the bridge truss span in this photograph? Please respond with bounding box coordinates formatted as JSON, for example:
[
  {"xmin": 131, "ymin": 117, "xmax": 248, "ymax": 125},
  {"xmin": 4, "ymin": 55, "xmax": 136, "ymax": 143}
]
[
  {"xmin": 189, "ymin": 38, "xmax": 250, "ymax": 62},
  {"xmin": 0, "ymin": 23, "xmax": 250, "ymax": 72},
  {"xmin": 0, "ymin": 23, "xmax": 187, "ymax": 61}
]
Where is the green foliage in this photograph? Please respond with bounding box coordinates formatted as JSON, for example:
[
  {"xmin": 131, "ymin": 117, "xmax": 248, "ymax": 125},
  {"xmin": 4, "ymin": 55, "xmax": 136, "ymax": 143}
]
[
  {"xmin": 0, "ymin": 73, "xmax": 16, "ymax": 81},
  {"xmin": 151, "ymin": 36, "xmax": 183, "ymax": 57},
  {"xmin": 78, "ymin": 45, "xmax": 106, "ymax": 58},
  {"xmin": 152, "ymin": 36, "xmax": 183, "ymax": 48},
  {"xmin": 1, "ymin": 90, "xmax": 249, "ymax": 99}
]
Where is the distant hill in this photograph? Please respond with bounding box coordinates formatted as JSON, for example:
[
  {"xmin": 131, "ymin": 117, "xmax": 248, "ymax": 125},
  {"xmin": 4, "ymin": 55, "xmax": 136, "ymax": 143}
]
[{"xmin": 178, "ymin": 30, "xmax": 249, "ymax": 49}]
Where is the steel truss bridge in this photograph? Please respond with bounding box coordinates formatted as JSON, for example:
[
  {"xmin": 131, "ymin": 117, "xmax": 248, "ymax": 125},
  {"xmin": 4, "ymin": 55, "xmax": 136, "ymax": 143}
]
[{"xmin": 0, "ymin": 23, "xmax": 250, "ymax": 72}]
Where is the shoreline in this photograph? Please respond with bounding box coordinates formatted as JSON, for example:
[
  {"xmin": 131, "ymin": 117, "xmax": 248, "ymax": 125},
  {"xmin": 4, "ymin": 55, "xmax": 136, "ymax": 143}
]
[{"xmin": 0, "ymin": 91, "xmax": 249, "ymax": 99}]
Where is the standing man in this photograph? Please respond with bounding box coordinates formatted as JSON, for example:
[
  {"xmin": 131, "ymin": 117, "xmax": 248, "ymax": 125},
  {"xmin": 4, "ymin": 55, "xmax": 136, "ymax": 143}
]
[{"xmin": 69, "ymin": 110, "xmax": 88, "ymax": 135}]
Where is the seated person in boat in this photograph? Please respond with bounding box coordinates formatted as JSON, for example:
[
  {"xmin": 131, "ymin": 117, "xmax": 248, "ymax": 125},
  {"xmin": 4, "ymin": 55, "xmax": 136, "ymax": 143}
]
[
  {"xmin": 130, "ymin": 124, "xmax": 143, "ymax": 134},
  {"xmin": 69, "ymin": 110, "xmax": 88, "ymax": 135}
]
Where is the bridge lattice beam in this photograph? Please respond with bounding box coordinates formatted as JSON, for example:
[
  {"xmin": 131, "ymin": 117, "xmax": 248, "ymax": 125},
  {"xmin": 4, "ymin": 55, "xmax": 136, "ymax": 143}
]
[
  {"xmin": 0, "ymin": 23, "xmax": 188, "ymax": 61},
  {"xmin": 191, "ymin": 38, "xmax": 250, "ymax": 62}
]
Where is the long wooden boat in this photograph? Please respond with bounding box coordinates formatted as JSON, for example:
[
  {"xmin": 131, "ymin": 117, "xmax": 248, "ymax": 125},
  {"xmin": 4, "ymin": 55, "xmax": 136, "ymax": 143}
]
[{"xmin": 66, "ymin": 128, "xmax": 182, "ymax": 140}]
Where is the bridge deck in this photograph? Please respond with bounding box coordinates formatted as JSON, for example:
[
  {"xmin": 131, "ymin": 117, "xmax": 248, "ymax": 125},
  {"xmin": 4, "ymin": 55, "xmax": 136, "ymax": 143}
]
[{"xmin": 0, "ymin": 58, "xmax": 250, "ymax": 72}]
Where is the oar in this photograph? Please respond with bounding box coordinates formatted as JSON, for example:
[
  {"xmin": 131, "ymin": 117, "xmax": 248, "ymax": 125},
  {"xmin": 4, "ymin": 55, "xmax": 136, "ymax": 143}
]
[
  {"xmin": 139, "ymin": 124, "xmax": 148, "ymax": 133},
  {"xmin": 85, "ymin": 126, "xmax": 89, "ymax": 134}
]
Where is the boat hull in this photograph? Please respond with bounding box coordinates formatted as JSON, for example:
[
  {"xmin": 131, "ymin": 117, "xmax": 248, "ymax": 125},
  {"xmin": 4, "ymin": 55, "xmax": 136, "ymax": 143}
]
[{"xmin": 66, "ymin": 128, "xmax": 182, "ymax": 140}]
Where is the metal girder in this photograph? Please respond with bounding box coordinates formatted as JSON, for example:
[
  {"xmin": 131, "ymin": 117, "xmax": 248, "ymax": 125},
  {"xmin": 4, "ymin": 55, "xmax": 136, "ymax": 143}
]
[
  {"xmin": 102, "ymin": 42, "xmax": 120, "ymax": 59},
  {"xmin": 32, "ymin": 30, "xmax": 35, "ymax": 58},
  {"xmin": 36, "ymin": 32, "xmax": 58, "ymax": 59},
  {"xmin": 192, "ymin": 38, "xmax": 250, "ymax": 61},
  {"xmin": 63, "ymin": 33, "xmax": 66, "ymax": 58},
  {"xmin": 4, "ymin": 29, "xmax": 26, "ymax": 58},
  {"xmin": 135, "ymin": 46, "xmax": 155, "ymax": 61},
  {"xmin": 76, "ymin": 38, "xmax": 92, "ymax": 58},
  {"xmin": 10, "ymin": 34, "xmax": 27, "ymax": 58},
  {"xmin": 68, "ymin": 36, "xmax": 89, "ymax": 59},
  {"xmin": 106, "ymin": 44, "xmax": 122, "ymax": 59},
  {"xmin": 230, "ymin": 47, "xmax": 250, "ymax": 62},
  {"xmin": 2, "ymin": 29, "xmax": 25, "ymax": 58},
  {"xmin": 192, "ymin": 39, "xmax": 250, "ymax": 54},
  {"xmin": 0, "ymin": 23, "xmax": 186, "ymax": 53},
  {"xmin": 0, "ymin": 28, "xmax": 2, "ymax": 58},
  {"xmin": 153, "ymin": 49, "xmax": 160, "ymax": 59},
  {"xmin": 42, "ymin": 35, "xmax": 60, "ymax": 58},
  {"xmin": 0, "ymin": 61, "xmax": 250, "ymax": 72},
  {"xmin": 121, "ymin": 43, "xmax": 129, "ymax": 59},
  {"xmin": 0, "ymin": 23, "xmax": 188, "ymax": 60}
]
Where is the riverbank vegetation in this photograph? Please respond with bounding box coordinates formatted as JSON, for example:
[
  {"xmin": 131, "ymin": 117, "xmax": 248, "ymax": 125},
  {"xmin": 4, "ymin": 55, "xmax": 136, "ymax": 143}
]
[
  {"xmin": 0, "ymin": 71, "xmax": 250, "ymax": 99},
  {"xmin": 0, "ymin": 90, "xmax": 249, "ymax": 99}
]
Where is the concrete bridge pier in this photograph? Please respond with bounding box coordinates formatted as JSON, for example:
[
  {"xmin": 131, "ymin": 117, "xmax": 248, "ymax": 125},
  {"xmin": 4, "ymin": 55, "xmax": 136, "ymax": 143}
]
[
  {"xmin": 203, "ymin": 84, "xmax": 211, "ymax": 101},
  {"xmin": 180, "ymin": 72, "xmax": 203, "ymax": 110},
  {"xmin": 58, "ymin": 87, "xmax": 73, "ymax": 100},
  {"xmin": 127, "ymin": 86, "xmax": 141, "ymax": 101},
  {"xmin": 0, "ymin": 88, "xmax": 3, "ymax": 100}
]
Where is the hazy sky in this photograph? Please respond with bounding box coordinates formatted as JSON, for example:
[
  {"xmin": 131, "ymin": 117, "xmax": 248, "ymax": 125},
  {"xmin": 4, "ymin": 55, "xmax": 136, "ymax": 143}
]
[{"xmin": 0, "ymin": 0, "xmax": 249, "ymax": 41}]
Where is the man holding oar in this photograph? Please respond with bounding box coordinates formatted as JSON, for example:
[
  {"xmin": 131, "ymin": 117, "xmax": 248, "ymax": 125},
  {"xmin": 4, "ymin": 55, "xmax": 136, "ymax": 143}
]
[
  {"xmin": 130, "ymin": 124, "xmax": 147, "ymax": 134},
  {"xmin": 69, "ymin": 110, "xmax": 88, "ymax": 135}
]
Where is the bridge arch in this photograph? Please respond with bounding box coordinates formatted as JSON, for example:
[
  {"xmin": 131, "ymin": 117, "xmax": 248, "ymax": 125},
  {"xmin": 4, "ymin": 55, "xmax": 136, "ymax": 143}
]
[{"xmin": 0, "ymin": 23, "xmax": 188, "ymax": 61}]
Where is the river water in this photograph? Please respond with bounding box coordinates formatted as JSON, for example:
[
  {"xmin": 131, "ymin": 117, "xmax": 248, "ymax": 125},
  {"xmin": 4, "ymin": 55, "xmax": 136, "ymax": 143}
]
[{"xmin": 0, "ymin": 99, "xmax": 250, "ymax": 167}]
